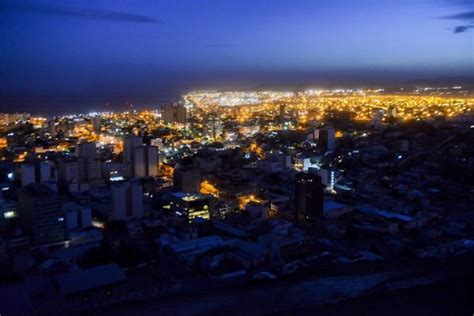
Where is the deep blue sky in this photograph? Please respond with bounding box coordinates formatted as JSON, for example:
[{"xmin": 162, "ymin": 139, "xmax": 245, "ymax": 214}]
[{"xmin": 0, "ymin": 0, "xmax": 473, "ymax": 114}]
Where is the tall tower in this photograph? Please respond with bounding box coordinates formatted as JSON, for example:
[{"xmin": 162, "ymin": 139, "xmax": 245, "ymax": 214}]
[
  {"xmin": 76, "ymin": 142, "xmax": 96, "ymax": 159},
  {"xmin": 294, "ymin": 172, "xmax": 324, "ymax": 224},
  {"xmin": 133, "ymin": 145, "xmax": 158, "ymax": 178},
  {"xmin": 91, "ymin": 116, "xmax": 101, "ymax": 134},
  {"xmin": 76, "ymin": 142, "xmax": 101, "ymax": 182},
  {"xmin": 123, "ymin": 136, "xmax": 143, "ymax": 165},
  {"xmin": 318, "ymin": 127, "xmax": 335, "ymax": 152},
  {"xmin": 162, "ymin": 103, "xmax": 187, "ymax": 125},
  {"xmin": 111, "ymin": 180, "xmax": 143, "ymax": 220},
  {"xmin": 18, "ymin": 184, "xmax": 65, "ymax": 245}
]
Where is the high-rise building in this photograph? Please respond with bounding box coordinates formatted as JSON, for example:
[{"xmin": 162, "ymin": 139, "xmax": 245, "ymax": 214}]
[
  {"xmin": 150, "ymin": 138, "xmax": 163, "ymax": 149},
  {"xmin": 21, "ymin": 164, "xmax": 35, "ymax": 187},
  {"xmin": 78, "ymin": 157, "xmax": 101, "ymax": 182},
  {"xmin": 162, "ymin": 103, "xmax": 187, "ymax": 125},
  {"xmin": 39, "ymin": 161, "xmax": 56, "ymax": 183},
  {"xmin": 123, "ymin": 136, "xmax": 143, "ymax": 165},
  {"xmin": 76, "ymin": 142, "xmax": 96, "ymax": 159},
  {"xmin": 48, "ymin": 120, "xmax": 57, "ymax": 138},
  {"xmin": 64, "ymin": 203, "xmax": 92, "ymax": 230},
  {"xmin": 102, "ymin": 162, "xmax": 128, "ymax": 182},
  {"xmin": 91, "ymin": 116, "xmax": 101, "ymax": 134},
  {"xmin": 173, "ymin": 168, "xmax": 201, "ymax": 193},
  {"xmin": 387, "ymin": 106, "xmax": 397, "ymax": 119},
  {"xmin": 204, "ymin": 113, "xmax": 224, "ymax": 140},
  {"xmin": 294, "ymin": 172, "xmax": 324, "ymax": 224},
  {"xmin": 279, "ymin": 104, "xmax": 286, "ymax": 120},
  {"xmin": 75, "ymin": 142, "xmax": 101, "ymax": 182},
  {"xmin": 18, "ymin": 184, "xmax": 65, "ymax": 245},
  {"xmin": 110, "ymin": 181, "xmax": 143, "ymax": 220},
  {"xmin": 310, "ymin": 168, "xmax": 336, "ymax": 191},
  {"xmin": 325, "ymin": 110, "xmax": 354, "ymax": 126},
  {"xmin": 132, "ymin": 145, "xmax": 158, "ymax": 178},
  {"xmin": 58, "ymin": 159, "xmax": 80, "ymax": 184},
  {"xmin": 317, "ymin": 127, "xmax": 335, "ymax": 152},
  {"xmin": 0, "ymin": 112, "xmax": 30, "ymax": 126},
  {"xmin": 21, "ymin": 161, "xmax": 57, "ymax": 187},
  {"xmin": 371, "ymin": 108, "xmax": 385, "ymax": 124}
]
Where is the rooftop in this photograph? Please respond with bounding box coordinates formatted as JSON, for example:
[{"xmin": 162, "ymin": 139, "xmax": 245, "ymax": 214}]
[
  {"xmin": 324, "ymin": 200, "xmax": 348, "ymax": 214},
  {"xmin": 171, "ymin": 192, "xmax": 210, "ymax": 202},
  {"xmin": 55, "ymin": 263, "xmax": 125, "ymax": 296}
]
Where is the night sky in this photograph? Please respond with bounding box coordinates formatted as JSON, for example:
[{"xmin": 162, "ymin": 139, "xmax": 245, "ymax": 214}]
[{"xmin": 1, "ymin": 0, "xmax": 473, "ymax": 114}]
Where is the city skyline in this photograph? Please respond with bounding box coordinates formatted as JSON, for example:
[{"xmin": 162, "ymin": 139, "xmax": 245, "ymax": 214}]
[
  {"xmin": 1, "ymin": 88, "xmax": 473, "ymax": 315},
  {"xmin": 1, "ymin": 1, "xmax": 474, "ymax": 314}
]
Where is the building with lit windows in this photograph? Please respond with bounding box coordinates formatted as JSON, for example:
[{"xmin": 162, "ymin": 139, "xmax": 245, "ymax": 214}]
[
  {"xmin": 204, "ymin": 113, "xmax": 224, "ymax": 140},
  {"xmin": 162, "ymin": 102, "xmax": 187, "ymax": 125},
  {"xmin": 325, "ymin": 110, "xmax": 354, "ymax": 126},
  {"xmin": 18, "ymin": 184, "xmax": 65, "ymax": 246},
  {"xmin": 91, "ymin": 116, "xmax": 101, "ymax": 134},
  {"xmin": 169, "ymin": 192, "xmax": 214, "ymax": 222}
]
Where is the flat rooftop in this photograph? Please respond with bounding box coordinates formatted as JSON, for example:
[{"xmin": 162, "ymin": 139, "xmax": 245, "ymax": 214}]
[{"xmin": 171, "ymin": 192, "xmax": 209, "ymax": 201}]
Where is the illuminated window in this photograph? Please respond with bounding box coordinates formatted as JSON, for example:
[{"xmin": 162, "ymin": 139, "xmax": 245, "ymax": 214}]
[{"xmin": 4, "ymin": 211, "xmax": 16, "ymax": 219}]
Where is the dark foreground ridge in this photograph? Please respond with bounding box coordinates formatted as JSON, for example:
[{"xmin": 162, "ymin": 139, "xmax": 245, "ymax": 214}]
[{"xmin": 91, "ymin": 254, "xmax": 474, "ymax": 316}]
